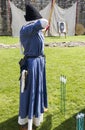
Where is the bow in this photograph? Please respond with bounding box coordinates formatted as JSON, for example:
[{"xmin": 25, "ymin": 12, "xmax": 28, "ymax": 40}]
[
  {"xmin": 45, "ymin": 0, "xmax": 56, "ymax": 35},
  {"xmin": 49, "ymin": 0, "xmax": 56, "ymax": 26}
]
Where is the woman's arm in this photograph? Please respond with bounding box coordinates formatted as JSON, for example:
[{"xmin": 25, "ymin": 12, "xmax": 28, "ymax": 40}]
[{"xmin": 20, "ymin": 18, "xmax": 48, "ymax": 36}]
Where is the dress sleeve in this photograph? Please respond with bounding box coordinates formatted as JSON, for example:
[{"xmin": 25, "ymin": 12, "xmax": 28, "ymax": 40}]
[
  {"xmin": 39, "ymin": 19, "xmax": 48, "ymax": 29},
  {"xmin": 20, "ymin": 19, "xmax": 48, "ymax": 36}
]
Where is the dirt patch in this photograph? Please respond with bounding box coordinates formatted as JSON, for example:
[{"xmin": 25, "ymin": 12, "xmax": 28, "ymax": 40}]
[
  {"xmin": 0, "ymin": 44, "xmax": 19, "ymax": 48},
  {"xmin": 0, "ymin": 42, "xmax": 85, "ymax": 48},
  {"xmin": 45, "ymin": 41, "xmax": 85, "ymax": 47}
]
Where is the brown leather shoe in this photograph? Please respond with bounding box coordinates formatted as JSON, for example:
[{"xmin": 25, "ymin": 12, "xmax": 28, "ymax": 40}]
[
  {"xmin": 19, "ymin": 124, "xmax": 28, "ymax": 130},
  {"xmin": 32, "ymin": 124, "xmax": 37, "ymax": 130}
]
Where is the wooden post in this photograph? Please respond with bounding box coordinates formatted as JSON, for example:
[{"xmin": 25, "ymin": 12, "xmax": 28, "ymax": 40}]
[
  {"xmin": 76, "ymin": 0, "xmax": 79, "ymax": 24},
  {"xmin": 7, "ymin": 0, "xmax": 11, "ymax": 34}
]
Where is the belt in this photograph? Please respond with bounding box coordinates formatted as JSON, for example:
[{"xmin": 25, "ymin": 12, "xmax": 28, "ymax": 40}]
[{"xmin": 25, "ymin": 54, "xmax": 45, "ymax": 59}]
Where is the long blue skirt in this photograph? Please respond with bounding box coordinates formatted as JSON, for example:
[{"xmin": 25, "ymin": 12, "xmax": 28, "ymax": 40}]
[{"xmin": 18, "ymin": 56, "xmax": 48, "ymax": 124}]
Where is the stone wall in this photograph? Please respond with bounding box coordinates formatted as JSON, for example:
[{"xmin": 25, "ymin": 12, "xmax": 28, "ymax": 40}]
[{"xmin": 12, "ymin": 0, "xmax": 49, "ymax": 11}]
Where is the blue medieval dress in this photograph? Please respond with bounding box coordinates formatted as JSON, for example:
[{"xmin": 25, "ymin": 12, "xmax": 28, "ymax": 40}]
[{"xmin": 18, "ymin": 19, "xmax": 48, "ymax": 130}]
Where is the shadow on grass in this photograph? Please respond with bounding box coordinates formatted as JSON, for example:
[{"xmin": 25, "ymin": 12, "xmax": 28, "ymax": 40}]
[
  {"xmin": 38, "ymin": 114, "xmax": 52, "ymax": 130},
  {"xmin": 53, "ymin": 109, "xmax": 85, "ymax": 130},
  {"xmin": 0, "ymin": 115, "xmax": 18, "ymax": 130},
  {"xmin": 0, "ymin": 114, "xmax": 52, "ymax": 130},
  {"xmin": 0, "ymin": 109, "xmax": 85, "ymax": 130}
]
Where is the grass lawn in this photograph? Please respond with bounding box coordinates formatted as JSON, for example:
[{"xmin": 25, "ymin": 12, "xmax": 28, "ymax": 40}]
[
  {"xmin": 0, "ymin": 35, "xmax": 85, "ymax": 45},
  {"xmin": 0, "ymin": 36, "xmax": 85, "ymax": 130},
  {"xmin": 45, "ymin": 35, "xmax": 85, "ymax": 43}
]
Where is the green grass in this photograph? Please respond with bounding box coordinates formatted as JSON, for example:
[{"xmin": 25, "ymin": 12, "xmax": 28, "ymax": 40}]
[
  {"xmin": 45, "ymin": 35, "xmax": 85, "ymax": 43},
  {"xmin": 0, "ymin": 46, "xmax": 85, "ymax": 130},
  {"xmin": 0, "ymin": 36, "xmax": 19, "ymax": 44},
  {"xmin": 0, "ymin": 35, "xmax": 85, "ymax": 45},
  {"xmin": 0, "ymin": 36, "xmax": 85, "ymax": 130}
]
